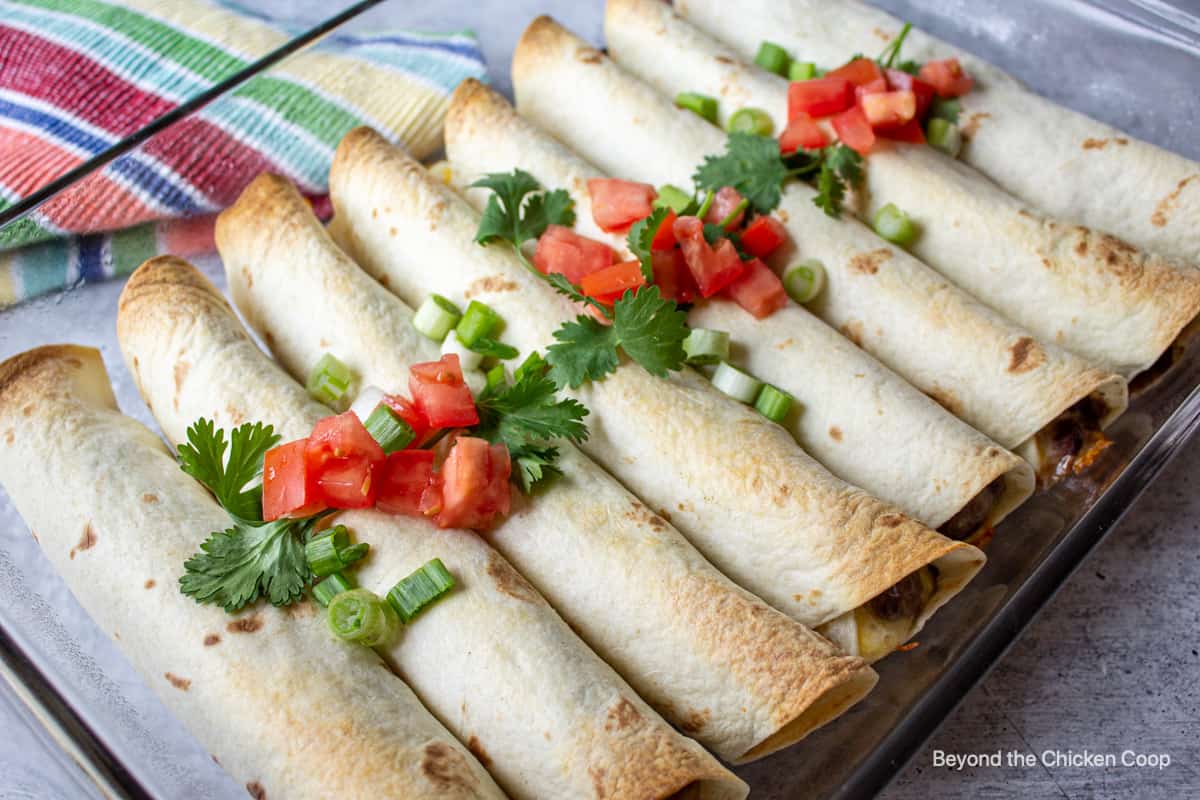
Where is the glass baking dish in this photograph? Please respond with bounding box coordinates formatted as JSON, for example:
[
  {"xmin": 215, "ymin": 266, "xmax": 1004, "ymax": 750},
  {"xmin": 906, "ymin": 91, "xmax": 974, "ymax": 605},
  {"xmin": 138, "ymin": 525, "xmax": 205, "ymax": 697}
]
[{"xmin": 0, "ymin": 1, "xmax": 1196, "ymax": 797}]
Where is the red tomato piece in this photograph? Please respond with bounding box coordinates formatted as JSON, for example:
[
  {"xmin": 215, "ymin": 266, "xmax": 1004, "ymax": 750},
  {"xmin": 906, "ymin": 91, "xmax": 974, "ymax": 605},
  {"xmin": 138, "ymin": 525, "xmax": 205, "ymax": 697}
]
[
  {"xmin": 854, "ymin": 77, "xmax": 889, "ymax": 102},
  {"xmin": 885, "ymin": 69, "xmax": 936, "ymax": 118},
  {"xmin": 860, "ymin": 90, "xmax": 916, "ymax": 130},
  {"xmin": 436, "ymin": 437, "xmax": 511, "ymax": 530},
  {"xmin": 740, "ymin": 215, "xmax": 789, "ymax": 258},
  {"xmin": 880, "ymin": 117, "xmax": 926, "ymax": 144},
  {"xmin": 409, "ymin": 354, "xmax": 480, "ymax": 428},
  {"xmin": 533, "ymin": 224, "xmax": 616, "ymax": 285},
  {"xmin": 673, "ymin": 216, "xmax": 747, "ymax": 298},
  {"xmin": 788, "ymin": 77, "xmax": 855, "ymax": 119},
  {"xmin": 587, "ymin": 178, "xmax": 657, "ymax": 233},
  {"xmin": 376, "ymin": 449, "xmax": 437, "ymax": 517},
  {"xmin": 304, "ymin": 412, "xmax": 385, "ymax": 509},
  {"xmin": 651, "ymin": 249, "xmax": 697, "ymax": 304},
  {"xmin": 826, "ymin": 57, "xmax": 884, "ymax": 87},
  {"xmin": 650, "ymin": 209, "xmax": 677, "ymax": 250},
  {"xmin": 704, "ymin": 186, "xmax": 746, "ymax": 231},
  {"xmin": 831, "ymin": 106, "xmax": 876, "ymax": 155},
  {"xmin": 918, "ymin": 58, "xmax": 974, "ymax": 98},
  {"xmin": 778, "ymin": 112, "xmax": 828, "ymax": 153},
  {"xmin": 382, "ymin": 394, "xmax": 430, "ymax": 447},
  {"xmin": 262, "ymin": 438, "xmax": 326, "ymax": 521},
  {"xmin": 307, "ymin": 411, "xmax": 386, "ymax": 464},
  {"xmin": 314, "ymin": 456, "xmax": 377, "ymax": 509},
  {"xmin": 580, "ymin": 259, "xmax": 646, "ymax": 299},
  {"xmin": 723, "ymin": 258, "xmax": 788, "ymax": 319}
]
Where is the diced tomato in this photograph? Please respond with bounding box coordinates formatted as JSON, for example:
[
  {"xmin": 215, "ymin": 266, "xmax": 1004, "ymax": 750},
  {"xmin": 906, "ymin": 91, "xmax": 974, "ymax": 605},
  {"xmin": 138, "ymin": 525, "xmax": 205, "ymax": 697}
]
[
  {"xmin": 585, "ymin": 303, "xmax": 613, "ymax": 325},
  {"xmin": 436, "ymin": 437, "xmax": 512, "ymax": 530},
  {"xmin": 860, "ymin": 90, "xmax": 916, "ymax": 130},
  {"xmin": 581, "ymin": 260, "xmax": 645, "ymax": 300},
  {"xmin": 376, "ymin": 449, "xmax": 437, "ymax": 517},
  {"xmin": 262, "ymin": 438, "xmax": 326, "ymax": 521},
  {"xmin": 831, "ymin": 106, "xmax": 876, "ymax": 155},
  {"xmin": 533, "ymin": 224, "xmax": 615, "ymax": 285},
  {"xmin": 724, "ymin": 258, "xmax": 788, "ymax": 319},
  {"xmin": 409, "ymin": 354, "xmax": 479, "ymax": 428},
  {"xmin": 308, "ymin": 411, "xmax": 386, "ymax": 465},
  {"xmin": 854, "ymin": 77, "xmax": 889, "ymax": 102},
  {"xmin": 381, "ymin": 394, "xmax": 430, "ymax": 447},
  {"xmin": 304, "ymin": 412, "xmax": 385, "ymax": 509},
  {"xmin": 779, "ymin": 112, "xmax": 828, "ymax": 153},
  {"xmin": 826, "ymin": 57, "xmax": 884, "ymax": 87},
  {"xmin": 788, "ymin": 77, "xmax": 854, "ymax": 119},
  {"xmin": 587, "ymin": 178, "xmax": 657, "ymax": 233},
  {"xmin": 740, "ymin": 215, "xmax": 789, "ymax": 258},
  {"xmin": 704, "ymin": 186, "xmax": 746, "ymax": 231},
  {"xmin": 673, "ymin": 216, "xmax": 747, "ymax": 298},
  {"xmin": 651, "ymin": 248, "xmax": 697, "ymax": 304},
  {"xmin": 918, "ymin": 58, "xmax": 974, "ymax": 98},
  {"xmin": 315, "ymin": 456, "xmax": 378, "ymax": 508},
  {"xmin": 650, "ymin": 209, "xmax": 677, "ymax": 250},
  {"xmin": 885, "ymin": 69, "xmax": 936, "ymax": 118},
  {"xmin": 880, "ymin": 117, "xmax": 926, "ymax": 144}
]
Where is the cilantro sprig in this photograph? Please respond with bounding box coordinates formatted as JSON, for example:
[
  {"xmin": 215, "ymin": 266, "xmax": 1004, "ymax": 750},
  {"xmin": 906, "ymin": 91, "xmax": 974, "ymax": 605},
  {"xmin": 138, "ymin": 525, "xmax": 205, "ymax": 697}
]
[
  {"xmin": 626, "ymin": 207, "xmax": 670, "ymax": 282},
  {"xmin": 178, "ymin": 419, "xmax": 279, "ymax": 522},
  {"xmin": 473, "ymin": 169, "xmax": 575, "ymax": 267}
]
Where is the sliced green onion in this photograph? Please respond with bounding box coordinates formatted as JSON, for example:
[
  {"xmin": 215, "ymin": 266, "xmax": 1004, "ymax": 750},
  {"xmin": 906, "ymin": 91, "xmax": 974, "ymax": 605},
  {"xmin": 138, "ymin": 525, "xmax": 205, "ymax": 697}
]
[
  {"xmin": 788, "ymin": 60, "xmax": 817, "ymax": 81},
  {"xmin": 674, "ymin": 91, "xmax": 718, "ymax": 124},
  {"xmin": 456, "ymin": 300, "xmax": 503, "ymax": 347},
  {"xmin": 328, "ymin": 588, "xmax": 396, "ymax": 647},
  {"xmin": 307, "ymin": 353, "xmax": 355, "ymax": 409},
  {"xmin": 683, "ymin": 328, "xmax": 730, "ymax": 365},
  {"xmin": 711, "ymin": 362, "xmax": 763, "ymax": 404},
  {"xmin": 485, "ymin": 364, "xmax": 507, "ymax": 393},
  {"xmin": 413, "ymin": 294, "xmax": 461, "ymax": 342},
  {"xmin": 755, "ymin": 384, "xmax": 794, "ymax": 423},
  {"xmin": 784, "ymin": 259, "xmax": 826, "ymax": 304},
  {"xmin": 754, "ymin": 41, "xmax": 791, "ymax": 76},
  {"xmin": 514, "ymin": 351, "xmax": 548, "ymax": 382},
  {"xmin": 337, "ymin": 542, "xmax": 370, "ymax": 568},
  {"xmin": 727, "ymin": 108, "xmax": 774, "ymax": 136},
  {"xmin": 386, "ymin": 558, "xmax": 456, "ymax": 624},
  {"xmin": 872, "ymin": 202, "xmax": 918, "ymax": 246},
  {"xmin": 441, "ymin": 330, "xmax": 484, "ymax": 371},
  {"xmin": 313, "ymin": 572, "xmax": 354, "ymax": 607},
  {"xmin": 929, "ymin": 97, "xmax": 960, "ymax": 123},
  {"xmin": 306, "ymin": 533, "xmax": 343, "ymax": 578},
  {"xmin": 364, "ymin": 403, "xmax": 414, "ymax": 455},
  {"xmin": 653, "ymin": 184, "xmax": 693, "ymax": 214},
  {"xmin": 695, "ymin": 190, "xmax": 715, "ymax": 220},
  {"xmin": 926, "ymin": 118, "xmax": 963, "ymax": 158}
]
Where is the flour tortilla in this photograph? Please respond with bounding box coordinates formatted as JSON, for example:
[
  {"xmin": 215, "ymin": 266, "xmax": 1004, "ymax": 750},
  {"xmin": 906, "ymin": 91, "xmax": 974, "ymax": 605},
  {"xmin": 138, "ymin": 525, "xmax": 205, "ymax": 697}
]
[
  {"xmin": 607, "ymin": 0, "xmax": 1200, "ymax": 379},
  {"xmin": 511, "ymin": 16, "xmax": 1127, "ymax": 457},
  {"xmin": 676, "ymin": 0, "xmax": 1200, "ymax": 267},
  {"xmin": 445, "ymin": 77, "xmax": 1033, "ymax": 539},
  {"xmin": 116, "ymin": 257, "xmax": 747, "ymax": 799},
  {"xmin": 326, "ymin": 126, "xmax": 985, "ymax": 663},
  {"xmin": 0, "ymin": 345, "xmax": 503, "ymax": 800},
  {"xmin": 216, "ymin": 173, "xmax": 878, "ymax": 761}
]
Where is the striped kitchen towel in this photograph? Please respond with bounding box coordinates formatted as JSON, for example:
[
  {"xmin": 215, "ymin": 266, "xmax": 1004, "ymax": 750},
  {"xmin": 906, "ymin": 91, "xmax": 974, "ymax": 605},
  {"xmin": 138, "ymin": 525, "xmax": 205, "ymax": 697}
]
[{"xmin": 0, "ymin": 0, "xmax": 487, "ymax": 306}]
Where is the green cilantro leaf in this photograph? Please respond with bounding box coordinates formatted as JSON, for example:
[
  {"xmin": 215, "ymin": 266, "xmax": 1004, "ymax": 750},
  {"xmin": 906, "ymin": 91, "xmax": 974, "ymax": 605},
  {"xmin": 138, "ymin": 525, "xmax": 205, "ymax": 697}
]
[
  {"xmin": 547, "ymin": 316, "xmax": 621, "ymax": 388},
  {"xmin": 523, "ymin": 189, "xmax": 576, "ymax": 241},
  {"xmin": 179, "ymin": 514, "xmax": 326, "ymax": 613},
  {"xmin": 930, "ymin": 97, "xmax": 961, "ymax": 124},
  {"xmin": 510, "ymin": 444, "xmax": 563, "ymax": 494},
  {"xmin": 546, "ymin": 272, "xmax": 612, "ymax": 319},
  {"xmin": 177, "ymin": 418, "xmax": 280, "ymax": 522},
  {"xmin": 813, "ymin": 145, "xmax": 865, "ymax": 219},
  {"xmin": 626, "ymin": 207, "xmax": 670, "ymax": 282},
  {"xmin": 472, "ymin": 170, "xmax": 576, "ymax": 256},
  {"xmin": 693, "ymin": 133, "xmax": 789, "ymax": 214},
  {"xmin": 612, "ymin": 286, "xmax": 688, "ymax": 378}
]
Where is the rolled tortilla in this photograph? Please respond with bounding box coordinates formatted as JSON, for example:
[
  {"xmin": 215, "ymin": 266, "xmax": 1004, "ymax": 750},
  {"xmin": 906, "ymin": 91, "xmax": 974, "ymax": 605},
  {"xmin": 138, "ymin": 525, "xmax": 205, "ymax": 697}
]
[
  {"xmin": 676, "ymin": 0, "xmax": 1200, "ymax": 266},
  {"xmin": 327, "ymin": 125, "xmax": 986, "ymax": 661},
  {"xmin": 607, "ymin": 0, "xmax": 1200, "ymax": 379},
  {"xmin": 0, "ymin": 346, "xmax": 503, "ymax": 800},
  {"xmin": 117, "ymin": 256, "xmax": 748, "ymax": 799},
  {"xmin": 511, "ymin": 16, "xmax": 1128, "ymax": 460},
  {"xmin": 217, "ymin": 172, "xmax": 878, "ymax": 761},
  {"xmin": 445, "ymin": 77, "xmax": 1033, "ymax": 542}
]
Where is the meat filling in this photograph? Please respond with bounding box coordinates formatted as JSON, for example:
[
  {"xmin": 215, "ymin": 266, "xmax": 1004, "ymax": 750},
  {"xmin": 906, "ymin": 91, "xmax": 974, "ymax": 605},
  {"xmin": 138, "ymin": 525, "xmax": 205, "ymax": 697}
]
[
  {"xmin": 1034, "ymin": 396, "xmax": 1112, "ymax": 486},
  {"xmin": 867, "ymin": 566, "xmax": 939, "ymax": 622},
  {"xmin": 938, "ymin": 477, "xmax": 1004, "ymax": 542}
]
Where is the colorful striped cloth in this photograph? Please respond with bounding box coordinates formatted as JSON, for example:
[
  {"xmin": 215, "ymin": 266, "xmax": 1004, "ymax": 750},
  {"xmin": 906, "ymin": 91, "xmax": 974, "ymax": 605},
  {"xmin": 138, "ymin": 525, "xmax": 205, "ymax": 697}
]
[{"xmin": 0, "ymin": 0, "xmax": 487, "ymax": 306}]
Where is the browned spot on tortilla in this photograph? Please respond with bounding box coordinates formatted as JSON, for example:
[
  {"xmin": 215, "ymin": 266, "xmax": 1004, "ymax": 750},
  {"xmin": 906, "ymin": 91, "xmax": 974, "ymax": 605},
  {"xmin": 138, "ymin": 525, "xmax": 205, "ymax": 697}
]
[
  {"xmin": 389, "ymin": 227, "xmax": 397, "ymax": 236},
  {"xmin": 1116, "ymin": 137, "xmax": 1129, "ymax": 145},
  {"xmin": 165, "ymin": 672, "xmax": 191, "ymax": 691},
  {"xmin": 29, "ymin": 529, "xmax": 38, "ymax": 543},
  {"xmin": 775, "ymin": 337, "xmax": 795, "ymax": 350},
  {"xmin": 174, "ymin": 361, "xmax": 189, "ymax": 396},
  {"xmin": 1074, "ymin": 238, "xmax": 1088, "ymax": 256},
  {"xmin": 678, "ymin": 707, "xmax": 711, "ymax": 734},
  {"xmin": 319, "ymin": 338, "xmax": 329, "ymax": 348},
  {"xmin": 466, "ymin": 275, "xmax": 519, "ymax": 298},
  {"xmin": 605, "ymin": 697, "xmax": 642, "ymax": 732},
  {"xmin": 141, "ymin": 492, "xmax": 158, "ymax": 504},
  {"xmin": 1090, "ymin": 232, "xmax": 1141, "ymax": 280},
  {"xmin": 840, "ymin": 320, "xmax": 865, "ymax": 347},
  {"xmin": 828, "ymin": 426, "xmax": 843, "ymax": 441},
  {"xmin": 625, "ymin": 499, "xmax": 668, "ymax": 531},
  {"xmin": 576, "ymin": 46, "xmax": 603, "ymax": 64},
  {"xmin": 420, "ymin": 742, "xmax": 477, "ymax": 792},
  {"xmin": 242, "ymin": 267, "xmax": 253, "ymax": 289},
  {"xmin": 466, "ymin": 735, "xmax": 493, "ymax": 769},
  {"xmin": 1151, "ymin": 175, "xmax": 1199, "ymax": 227},
  {"xmin": 246, "ymin": 781, "xmax": 266, "ymax": 800},
  {"xmin": 715, "ymin": 54, "xmax": 734, "ymax": 64},
  {"xmin": 1007, "ymin": 336, "xmax": 1044, "ymax": 374},
  {"xmin": 1041, "ymin": 257, "xmax": 1052, "ymax": 269},
  {"xmin": 927, "ymin": 386, "xmax": 962, "ymax": 416},
  {"xmin": 486, "ymin": 552, "xmax": 539, "ymax": 603},
  {"xmin": 371, "ymin": 208, "xmax": 378, "ymax": 219},
  {"xmin": 284, "ymin": 597, "xmax": 317, "ymax": 619},
  {"xmin": 224, "ymin": 403, "xmax": 246, "ymax": 426},
  {"xmin": 1082, "ymin": 137, "xmax": 1109, "ymax": 150},
  {"xmin": 849, "ymin": 248, "xmax": 891, "ymax": 275},
  {"xmin": 21, "ymin": 404, "xmax": 33, "ymax": 417},
  {"xmin": 226, "ymin": 614, "xmax": 264, "ymax": 634},
  {"xmin": 144, "ymin": 579, "xmax": 156, "ymax": 589},
  {"xmin": 70, "ymin": 523, "xmax": 97, "ymax": 559},
  {"xmin": 873, "ymin": 27, "xmax": 892, "ymax": 41},
  {"xmin": 657, "ymin": 508, "xmax": 672, "ymax": 523},
  {"xmin": 776, "ymin": 208, "xmax": 789, "ymax": 223},
  {"xmin": 4, "ymin": 429, "xmax": 13, "ymax": 445},
  {"xmin": 961, "ymin": 112, "xmax": 992, "ymax": 138},
  {"xmin": 878, "ymin": 513, "xmax": 905, "ymax": 528},
  {"xmin": 263, "ymin": 330, "xmax": 275, "ymax": 350},
  {"xmin": 203, "ymin": 634, "xmax": 221, "ymax": 646},
  {"xmin": 590, "ymin": 767, "xmax": 607, "ymax": 798},
  {"xmin": 379, "ymin": 273, "xmax": 391, "ymax": 288}
]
